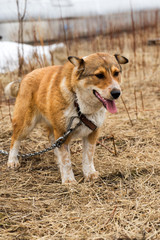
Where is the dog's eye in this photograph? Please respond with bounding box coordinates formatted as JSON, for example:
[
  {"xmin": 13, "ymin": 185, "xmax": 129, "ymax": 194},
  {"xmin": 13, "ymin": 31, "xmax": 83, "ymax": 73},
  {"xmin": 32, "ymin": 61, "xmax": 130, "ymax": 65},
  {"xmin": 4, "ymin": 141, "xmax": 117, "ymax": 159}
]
[
  {"xmin": 113, "ymin": 71, "xmax": 119, "ymax": 77},
  {"xmin": 95, "ymin": 73, "xmax": 105, "ymax": 79}
]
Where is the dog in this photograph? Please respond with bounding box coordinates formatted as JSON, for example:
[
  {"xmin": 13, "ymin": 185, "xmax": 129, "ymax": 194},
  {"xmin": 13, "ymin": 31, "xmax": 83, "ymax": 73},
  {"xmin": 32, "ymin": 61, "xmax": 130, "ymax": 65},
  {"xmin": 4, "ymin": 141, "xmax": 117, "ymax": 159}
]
[{"xmin": 5, "ymin": 52, "xmax": 128, "ymax": 184}]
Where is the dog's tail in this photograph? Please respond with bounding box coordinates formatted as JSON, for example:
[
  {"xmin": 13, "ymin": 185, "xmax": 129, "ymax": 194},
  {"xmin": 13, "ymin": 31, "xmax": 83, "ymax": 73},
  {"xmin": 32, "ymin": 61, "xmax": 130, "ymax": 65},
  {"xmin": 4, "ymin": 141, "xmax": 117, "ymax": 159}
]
[{"xmin": 5, "ymin": 81, "xmax": 20, "ymax": 98}]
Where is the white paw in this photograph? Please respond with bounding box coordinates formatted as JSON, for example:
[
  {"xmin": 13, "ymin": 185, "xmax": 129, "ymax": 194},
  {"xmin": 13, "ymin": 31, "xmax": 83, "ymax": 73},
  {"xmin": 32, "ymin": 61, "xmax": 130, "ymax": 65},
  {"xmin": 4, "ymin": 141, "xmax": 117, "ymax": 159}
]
[
  {"xmin": 60, "ymin": 162, "xmax": 76, "ymax": 184},
  {"xmin": 62, "ymin": 178, "xmax": 77, "ymax": 185},
  {"xmin": 7, "ymin": 158, "xmax": 20, "ymax": 169},
  {"xmin": 84, "ymin": 171, "xmax": 99, "ymax": 181},
  {"xmin": 61, "ymin": 173, "xmax": 77, "ymax": 185}
]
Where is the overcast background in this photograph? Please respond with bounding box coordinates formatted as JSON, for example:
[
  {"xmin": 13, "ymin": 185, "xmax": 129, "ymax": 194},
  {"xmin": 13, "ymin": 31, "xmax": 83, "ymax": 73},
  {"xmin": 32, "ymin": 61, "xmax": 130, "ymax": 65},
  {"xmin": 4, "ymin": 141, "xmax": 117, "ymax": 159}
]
[{"xmin": 0, "ymin": 0, "xmax": 160, "ymax": 22}]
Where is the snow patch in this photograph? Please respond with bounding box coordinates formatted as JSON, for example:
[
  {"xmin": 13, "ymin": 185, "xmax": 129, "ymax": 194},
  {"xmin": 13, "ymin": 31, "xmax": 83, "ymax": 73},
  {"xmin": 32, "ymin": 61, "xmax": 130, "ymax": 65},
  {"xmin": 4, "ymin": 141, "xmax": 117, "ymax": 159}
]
[{"xmin": 0, "ymin": 41, "xmax": 65, "ymax": 73}]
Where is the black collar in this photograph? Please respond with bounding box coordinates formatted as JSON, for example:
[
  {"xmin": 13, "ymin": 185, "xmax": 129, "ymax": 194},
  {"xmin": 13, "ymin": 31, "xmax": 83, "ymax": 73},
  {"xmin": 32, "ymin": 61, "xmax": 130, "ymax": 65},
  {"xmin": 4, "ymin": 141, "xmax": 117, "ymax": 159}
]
[{"xmin": 74, "ymin": 99, "xmax": 97, "ymax": 131}]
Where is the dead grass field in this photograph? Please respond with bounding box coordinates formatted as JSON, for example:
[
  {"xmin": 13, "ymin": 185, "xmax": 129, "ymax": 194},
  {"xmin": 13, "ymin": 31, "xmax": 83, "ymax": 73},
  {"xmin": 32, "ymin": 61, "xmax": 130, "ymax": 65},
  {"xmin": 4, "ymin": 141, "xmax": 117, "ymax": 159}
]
[{"xmin": 0, "ymin": 26, "xmax": 160, "ymax": 239}]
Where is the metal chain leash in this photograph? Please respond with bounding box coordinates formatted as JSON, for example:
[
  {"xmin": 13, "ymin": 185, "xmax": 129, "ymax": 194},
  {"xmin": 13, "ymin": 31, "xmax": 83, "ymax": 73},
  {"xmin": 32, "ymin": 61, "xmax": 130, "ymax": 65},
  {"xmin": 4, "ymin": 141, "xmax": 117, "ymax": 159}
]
[{"xmin": 0, "ymin": 117, "xmax": 81, "ymax": 159}]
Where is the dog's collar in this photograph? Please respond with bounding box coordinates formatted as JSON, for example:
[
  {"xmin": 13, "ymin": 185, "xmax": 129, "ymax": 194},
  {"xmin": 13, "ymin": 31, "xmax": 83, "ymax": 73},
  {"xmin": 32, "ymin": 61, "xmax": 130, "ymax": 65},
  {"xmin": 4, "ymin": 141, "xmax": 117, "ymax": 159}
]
[{"xmin": 74, "ymin": 99, "xmax": 97, "ymax": 131}]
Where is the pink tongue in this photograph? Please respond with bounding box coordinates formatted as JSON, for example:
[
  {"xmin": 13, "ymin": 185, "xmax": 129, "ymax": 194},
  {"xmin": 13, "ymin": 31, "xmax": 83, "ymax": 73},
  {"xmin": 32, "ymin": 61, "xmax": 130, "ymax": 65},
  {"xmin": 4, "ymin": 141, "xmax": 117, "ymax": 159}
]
[
  {"xmin": 94, "ymin": 90, "xmax": 117, "ymax": 114},
  {"xmin": 105, "ymin": 99, "xmax": 117, "ymax": 114}
]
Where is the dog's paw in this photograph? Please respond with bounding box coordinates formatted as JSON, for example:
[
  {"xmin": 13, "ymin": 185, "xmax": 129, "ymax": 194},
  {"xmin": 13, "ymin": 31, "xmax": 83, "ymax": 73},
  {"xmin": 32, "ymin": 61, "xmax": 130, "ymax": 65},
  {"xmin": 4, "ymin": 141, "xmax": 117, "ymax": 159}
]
[
  {"xmin": 7, "ymin": 159, "xmax": 20, "ymax": 169},
  {"xmin": 62, "ymin": 178, "xmax": 77, "ymax": 185},
  {"xmin": 85, "ymin": 171, "xmax": 99, "ymax": 181}
]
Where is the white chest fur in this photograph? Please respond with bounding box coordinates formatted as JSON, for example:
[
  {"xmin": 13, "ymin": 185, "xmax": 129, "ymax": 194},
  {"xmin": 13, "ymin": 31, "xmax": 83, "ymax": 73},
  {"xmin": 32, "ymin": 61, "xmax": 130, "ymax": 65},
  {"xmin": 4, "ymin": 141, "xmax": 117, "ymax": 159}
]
[{"xmin": 60, "ymin": 76, "xmax": 107, "ymax": 139}]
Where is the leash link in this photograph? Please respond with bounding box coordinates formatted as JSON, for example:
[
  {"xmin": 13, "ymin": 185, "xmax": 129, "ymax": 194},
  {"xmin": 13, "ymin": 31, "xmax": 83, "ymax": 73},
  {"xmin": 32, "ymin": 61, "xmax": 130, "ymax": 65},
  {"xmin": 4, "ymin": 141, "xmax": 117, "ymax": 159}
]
[{"xmin": 0, "ymin": 117, "xmax": 81, "ymax": 158}]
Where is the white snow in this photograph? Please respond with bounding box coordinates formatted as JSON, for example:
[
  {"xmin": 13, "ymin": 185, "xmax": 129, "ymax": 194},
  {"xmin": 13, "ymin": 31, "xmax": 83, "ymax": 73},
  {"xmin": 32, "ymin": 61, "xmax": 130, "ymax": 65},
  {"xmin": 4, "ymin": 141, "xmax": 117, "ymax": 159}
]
[{"xmin": 0, "ymin": 41, "xmax": 65, "ymax": 73}]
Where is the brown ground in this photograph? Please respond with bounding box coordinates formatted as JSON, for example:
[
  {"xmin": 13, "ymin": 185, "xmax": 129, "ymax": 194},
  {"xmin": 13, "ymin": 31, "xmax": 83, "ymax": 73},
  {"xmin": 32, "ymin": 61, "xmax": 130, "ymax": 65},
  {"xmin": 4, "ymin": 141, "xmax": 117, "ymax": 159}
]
[{"xmin": 0, "ymin": 27, "xmax": 160, "ymax": 240}]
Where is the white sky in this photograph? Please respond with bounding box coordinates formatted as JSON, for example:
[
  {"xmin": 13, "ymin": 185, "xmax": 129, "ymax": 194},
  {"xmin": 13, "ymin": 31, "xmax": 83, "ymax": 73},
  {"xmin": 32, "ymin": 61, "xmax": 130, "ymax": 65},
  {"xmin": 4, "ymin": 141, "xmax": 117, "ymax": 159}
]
[{"xmin": 0, "ymin": 0, "xmax": 160, "ymax": 22}]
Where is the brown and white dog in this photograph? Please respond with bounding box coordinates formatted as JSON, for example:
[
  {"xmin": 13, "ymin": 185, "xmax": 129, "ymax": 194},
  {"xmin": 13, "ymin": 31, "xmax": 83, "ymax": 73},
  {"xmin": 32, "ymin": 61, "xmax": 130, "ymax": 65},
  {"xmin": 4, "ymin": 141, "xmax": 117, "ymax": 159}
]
[{"xmin": 5, "ymin": 52, "xmax": 128, "ymax": 184}]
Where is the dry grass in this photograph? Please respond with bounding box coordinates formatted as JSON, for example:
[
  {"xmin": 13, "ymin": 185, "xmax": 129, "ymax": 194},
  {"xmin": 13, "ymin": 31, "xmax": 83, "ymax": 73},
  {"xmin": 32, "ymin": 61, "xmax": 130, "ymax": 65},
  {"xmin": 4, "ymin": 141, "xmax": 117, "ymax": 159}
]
[{"xmin": 0, "ymin": 25, "xmax": 160, "ymax": 240}]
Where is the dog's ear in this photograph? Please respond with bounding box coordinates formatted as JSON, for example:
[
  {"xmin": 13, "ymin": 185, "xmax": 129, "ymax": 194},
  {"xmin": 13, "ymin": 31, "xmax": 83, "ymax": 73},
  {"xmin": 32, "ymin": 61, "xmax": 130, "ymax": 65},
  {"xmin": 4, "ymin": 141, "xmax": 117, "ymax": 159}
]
[
  {"xmin": 114, "ymin": 54, "xmax": 129, "ymax": 64},
  {"xmin": 68, "ymin": 56, "xmax": 85, "ymax": 71}
]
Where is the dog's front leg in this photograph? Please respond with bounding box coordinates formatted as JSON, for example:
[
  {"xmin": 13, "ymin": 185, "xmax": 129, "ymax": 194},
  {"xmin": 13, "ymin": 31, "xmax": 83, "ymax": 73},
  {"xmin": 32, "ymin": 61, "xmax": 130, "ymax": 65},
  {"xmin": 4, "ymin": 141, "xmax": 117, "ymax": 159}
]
[
  {"xmin": 82, "ymin": 130, "xmax": 99, "ymax": 181},
  {"xmin": 55, "ymin": 144, "xmax": 76, "ymax": 184}
]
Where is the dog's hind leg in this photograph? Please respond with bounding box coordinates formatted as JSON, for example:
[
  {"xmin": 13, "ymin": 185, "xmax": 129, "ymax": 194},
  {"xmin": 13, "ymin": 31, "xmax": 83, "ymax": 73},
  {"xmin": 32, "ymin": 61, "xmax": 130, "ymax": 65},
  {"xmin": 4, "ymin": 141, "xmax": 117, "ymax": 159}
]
[
  {"xmin": 46, "ymin": 125, "xmax": 60, "ymax": 159},
  {"xmin": 47, "ymin": 125, "xmax": 54, "ymax": 144},
  {"xmin": 8, "ymin": 138, "xmax": 21, "ymax": 168},
  {"xmin": 7, "ymin": 109, "xmax": 39, "ymax": 169}
]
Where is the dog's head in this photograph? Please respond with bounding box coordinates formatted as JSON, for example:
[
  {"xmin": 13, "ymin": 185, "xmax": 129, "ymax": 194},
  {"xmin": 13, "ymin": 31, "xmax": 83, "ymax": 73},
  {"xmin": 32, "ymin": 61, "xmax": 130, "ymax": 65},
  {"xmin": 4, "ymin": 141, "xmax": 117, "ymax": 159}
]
[{"xmin": 68, "ymin": 52, "xmax": 128, "ymax": 114}]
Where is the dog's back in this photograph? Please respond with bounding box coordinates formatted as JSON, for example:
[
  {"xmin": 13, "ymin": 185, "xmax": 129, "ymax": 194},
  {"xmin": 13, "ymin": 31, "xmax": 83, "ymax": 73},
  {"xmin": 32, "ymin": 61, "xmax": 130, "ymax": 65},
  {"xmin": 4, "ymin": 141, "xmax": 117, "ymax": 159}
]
[{"xmin": 5, "ymin": 66, "xmax": 58, "ymax": 98}]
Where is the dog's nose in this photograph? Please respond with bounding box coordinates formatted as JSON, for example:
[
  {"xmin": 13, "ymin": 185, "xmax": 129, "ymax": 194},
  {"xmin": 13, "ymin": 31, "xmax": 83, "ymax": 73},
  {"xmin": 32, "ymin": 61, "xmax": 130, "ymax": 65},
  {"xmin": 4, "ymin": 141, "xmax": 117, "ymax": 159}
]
[{"xmin": 110, "ymin": 88, "xmax": 121, "ymax": 99}]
